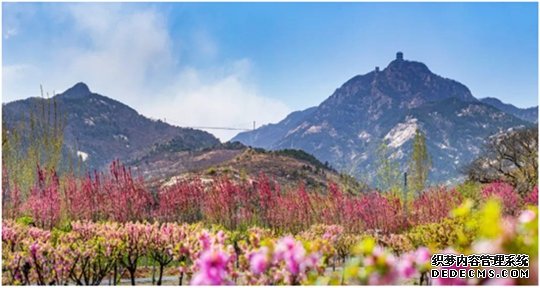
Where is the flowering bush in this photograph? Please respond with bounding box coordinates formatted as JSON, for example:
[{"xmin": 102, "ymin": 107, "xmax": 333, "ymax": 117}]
[
  {"xmin": 322, "ymin": 202, "xmax": 538, "ymax": 285},
  {"xmin": 406, "ymin": 216, "xmax": 476, "ymax": 251},
  {"xmin": 524, "ymin": 186, "xmax": 538, "ymax": 205},
  {"xmin": 64, "ymin": 160, "xmax": 154, "ymax": 223},
  {"xmin": 2, "ymin": 160, "xmax": 538, "ymax": 285},
  {"xmin": 23, "ymin": 167, "xmax": 61, "ymax": 229},
  {"xmin": 482, "ymin": 182, "xmax": 522, "ymax": 215},
  {"xmin": 155, "ymin": 180, "xmax": 204, "ymax": 223},
  {"xmin": 430, "ymin": 202, "xmax": 538, "ymax": 285},
  {"xmin": 2, "ymin": 201, "xmax": 537, "ymax": 286},
  {"xmin": 410, "ymin": 187, "xmax": 463, "ymax": 225},
  {"xmin": 1, "ymin": 160, "xmax": 488, "ymax": 234}
]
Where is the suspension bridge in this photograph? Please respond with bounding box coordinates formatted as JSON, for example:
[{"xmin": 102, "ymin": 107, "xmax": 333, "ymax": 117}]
[{"xmin": 162, "ymin": 119, "xmax": 257, "ymax": 131}]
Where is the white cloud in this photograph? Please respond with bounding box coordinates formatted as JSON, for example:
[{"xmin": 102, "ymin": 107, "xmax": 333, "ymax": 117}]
[
  {"xmin": 3, "ymin": 3, "xmax": 291, "ymax": 141},
  {"xmin": 147, "ymin": 59, "xmax": 290, "ymax": 141},
  {"xmin": 64, "ymin": 4, "xmax": 176, "ymax": 101},
  {"xmin": 2, "ymin": 64, "xmax": 43, "ymax": 98},
  {"xmin": 2, "ymin": 3, "xmax": 37, "ymax": 40}
]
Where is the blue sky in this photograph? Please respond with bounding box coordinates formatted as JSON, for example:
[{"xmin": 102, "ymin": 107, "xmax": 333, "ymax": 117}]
[{"xmin": 3, "ymin": 2, "xmax": 538, "ymax": 140}]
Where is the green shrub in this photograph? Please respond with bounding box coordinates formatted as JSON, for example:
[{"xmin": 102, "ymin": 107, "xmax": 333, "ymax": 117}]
[
  {"xmin": 455, "ymin": 181, "xmax": 483, "ymax": 205},
  {"xmin": 15, "ymin": 215, "xmax": 34, "ymax": 226},
  {"xmin": 206, "ymin": 167, "xmax": 217, "ymax": 175},
  {"xmin": 406, "ymin": 216, "xmax": 476, "ymax": 252}
]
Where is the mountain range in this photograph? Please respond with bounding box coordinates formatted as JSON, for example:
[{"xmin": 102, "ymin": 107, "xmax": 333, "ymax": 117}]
[
  {"xmin": 2, "ymin": 83, "xmax": 220, "ymax": 171},
  {"xmin": 3, "ymin": 52, "xmax": 537, "ymax": 186},
  {"xmin": 232, "ymin": 52, "xmax": 537, "ymax": 184},
  {"xmin": 3, "ymin": 83, "xmax": 355, "ymax": 190},
  {"xmin": 479, "ymin": 97, "xmax": 538, "ymax": 123}
]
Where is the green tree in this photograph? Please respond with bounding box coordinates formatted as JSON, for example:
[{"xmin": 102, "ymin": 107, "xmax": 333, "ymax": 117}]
[
  {"xmin": 466, "ymin": 127, "xmax": 537, "ymax": 195},
  {"xmin": 408, "ymin": 129, "xmax": 431, "ymax": 194},
  {"xmin": 375, "ymin": 142, "xmax": 402, "ymax": 195},
  {"xmin": 2, "ymin": 87, "xmax": 65, "ymax": 197}
]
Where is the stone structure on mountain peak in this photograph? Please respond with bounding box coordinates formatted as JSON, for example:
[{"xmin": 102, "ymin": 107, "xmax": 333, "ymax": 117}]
[{"xmin": 232, "ymin": 52, "xmax": 533, "ymax": 184}]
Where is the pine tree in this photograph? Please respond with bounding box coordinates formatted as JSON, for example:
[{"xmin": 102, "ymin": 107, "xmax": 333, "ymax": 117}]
[{"xmin": 408, "ymin": 129, "xmax": 431, "ymax": 194}]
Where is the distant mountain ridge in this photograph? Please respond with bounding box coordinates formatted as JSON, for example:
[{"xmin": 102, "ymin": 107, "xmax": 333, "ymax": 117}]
[
  {"xmin": 238, "ymin": 107, "xmax": 316, "ymax": 149},
  {"xmin": 233, "ymin": 52, "xmax": 535, "ymax": 184},
  {"xmin": 480, "ymin": 97, "xmax": 538, "ymax": 123},
  {"xmin": 2, "ymin": 83, "xmax": 220, "ymax": 171},
  {"xmin": 129, "ymin": 143, "xmax": 364, "ymax": 192}
]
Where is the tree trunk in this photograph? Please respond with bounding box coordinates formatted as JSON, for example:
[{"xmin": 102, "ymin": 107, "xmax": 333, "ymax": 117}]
[
  {"xmin": 152, "ymin": 259, "xmax": 156, "ymax": 285},
  {"xmin": 157, "ymin": 264, "xmax": 164, "ymax": 285},
  {"xmin": 129, "ymin": 267, "xmax": 136, "ymax": 286},
  {"xmin": 113, "ymin": 264, "xmax": 117, "ymax": 286}
]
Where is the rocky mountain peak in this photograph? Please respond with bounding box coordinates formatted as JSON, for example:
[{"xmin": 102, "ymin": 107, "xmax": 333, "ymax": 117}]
[
  {"xmin": 321, "ymin": 52, "xmax": 476, "ymax": 116},
  {"xmin": 384, "ymin": 56, "xmax": 432, "ymax": 77},
  {"xmin": 233, "ymin": 52, "xmax": 532, "ymax": 184},
  {"xmin": 3, "ymin": 83, "xmax": 221, "ymax": 171},
  {"xmin": 60, "ymin": 82, "xmax": 91, "ymax": 98}
]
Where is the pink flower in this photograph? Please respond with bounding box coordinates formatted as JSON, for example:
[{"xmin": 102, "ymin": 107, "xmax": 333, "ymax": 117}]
[
  {"xmin": 524, "ymin": 187, "xmax": 538, "ymax": 205},
  {"xmin": 30, "ymin": 242, "xmax": 39, "ymax": 257},
  {"xmin": 305, "ymin": 253, "xmax": 321, "ymax": 268},
  {"xmin": 481, "ymin": 182, "xmax": 521, "ymax": 215},
  {"xmin": 249, "ymin": 248, "xmax": 269, "ymax": 274},
  {"xmin": 179, "ymin": 244, "xmax": 190, "ymax": 255},
  {"xmin": 275, "ymin": 237, "xmax": 306, "ymax": 275},
  {"xmin": 274, "ymin": 236, "xmax": 297, "ymax": 259},
  {"xmin": 199, "ymin": 231, "xmax": 211, "ymax": 251},
  {"xmin": 216, "ymin": 231, "xmax": 226, "ymax": 245},
  {"xmin": 191, "ymin": 249, "xmax": 231, "ymax": 285},
  {"xmin": 414, "ymin": 247, "xmax": 431, "ymax": 265},
  {"xmin": 397, "ymin": 253, "xmax": 416, "ymax": 279},
  {"xmin": 519, "ymin": 209, "xmax": 536, "ymax": 223},
  {"xmin": 397, "ymin": 257, "xmax": 416, "ymax": 279}
]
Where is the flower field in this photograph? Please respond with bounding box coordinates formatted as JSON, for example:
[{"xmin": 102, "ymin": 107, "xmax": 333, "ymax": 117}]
[{"xmin": 2, "ymin": 161, "xmax": 539, "ymax": 285}]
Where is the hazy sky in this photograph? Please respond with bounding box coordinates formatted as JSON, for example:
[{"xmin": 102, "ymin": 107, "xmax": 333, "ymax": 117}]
[{"xmin": 3, "ymin": 2, "xmax": 538, "ymax": 140}]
